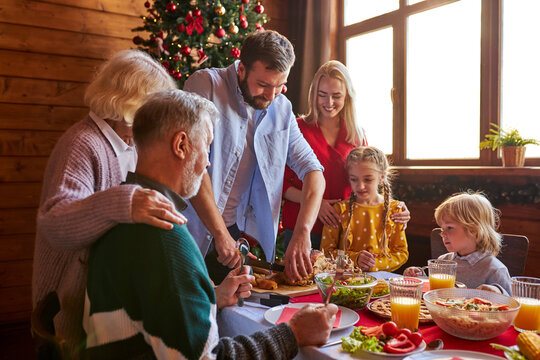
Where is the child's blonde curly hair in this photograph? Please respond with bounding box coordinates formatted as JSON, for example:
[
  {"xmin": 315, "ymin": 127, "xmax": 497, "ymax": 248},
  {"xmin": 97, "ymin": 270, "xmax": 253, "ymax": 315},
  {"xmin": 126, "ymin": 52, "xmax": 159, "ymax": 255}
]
[{"xmin": 435, "ymin": 191, "xmax": 502, "ymax": 256}]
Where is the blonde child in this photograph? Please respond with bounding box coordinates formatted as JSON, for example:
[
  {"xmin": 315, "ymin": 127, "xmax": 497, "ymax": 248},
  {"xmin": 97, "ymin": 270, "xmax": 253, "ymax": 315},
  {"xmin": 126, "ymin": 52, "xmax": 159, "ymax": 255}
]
[
  {"xmin": 320, "ymin": 146, "xmax": 408, "ymax": 272},
  {"xmin": 404, "ymin": 192, "xmax": 512, "ymax": 294}
]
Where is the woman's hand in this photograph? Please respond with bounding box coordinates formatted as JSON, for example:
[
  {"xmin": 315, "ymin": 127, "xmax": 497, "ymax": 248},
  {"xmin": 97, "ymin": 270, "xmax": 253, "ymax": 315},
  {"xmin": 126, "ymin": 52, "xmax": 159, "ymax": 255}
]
[
  {"xmin": 356, "ymin": 251, "xmax": 376, "ymax": 271},
  {"xmin": 390, "ymin": 202, "xmax": 411, "ymax": 230},
  {"xmin": 131, "ymin": 188, "xmax": 187, "ymax": 230},
  {"xmin": 318, "ymin": 199, "xmax": 341, "ymax": 228}
]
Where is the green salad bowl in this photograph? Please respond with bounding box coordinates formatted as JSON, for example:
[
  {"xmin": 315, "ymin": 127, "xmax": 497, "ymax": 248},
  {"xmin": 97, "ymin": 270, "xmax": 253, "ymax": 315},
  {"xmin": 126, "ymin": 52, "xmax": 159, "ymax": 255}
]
[{"xmin": 315, "ymin": 272, "xmax": 377, "ymax": 310}]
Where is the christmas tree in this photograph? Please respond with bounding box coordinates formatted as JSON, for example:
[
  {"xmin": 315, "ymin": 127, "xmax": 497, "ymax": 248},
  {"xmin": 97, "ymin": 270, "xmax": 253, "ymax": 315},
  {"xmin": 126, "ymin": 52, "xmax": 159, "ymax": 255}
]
[{"xmin": 132, "ymin": 0, "xmax": 269, "ymax": 88}]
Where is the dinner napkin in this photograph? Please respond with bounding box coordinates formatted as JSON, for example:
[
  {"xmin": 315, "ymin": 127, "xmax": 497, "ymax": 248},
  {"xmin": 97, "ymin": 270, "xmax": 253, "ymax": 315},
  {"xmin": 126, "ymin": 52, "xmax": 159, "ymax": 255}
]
[{"xmin": 276, "ymin": 307, "xmax": 342, "ymax": 328}]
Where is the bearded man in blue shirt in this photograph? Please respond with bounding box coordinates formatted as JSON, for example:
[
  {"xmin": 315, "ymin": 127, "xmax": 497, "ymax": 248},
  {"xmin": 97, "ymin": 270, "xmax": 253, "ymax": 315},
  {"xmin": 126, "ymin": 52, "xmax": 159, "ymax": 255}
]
[{"xmin": 183, "ymin": 30, "xmax": 325, "ymax": 284}]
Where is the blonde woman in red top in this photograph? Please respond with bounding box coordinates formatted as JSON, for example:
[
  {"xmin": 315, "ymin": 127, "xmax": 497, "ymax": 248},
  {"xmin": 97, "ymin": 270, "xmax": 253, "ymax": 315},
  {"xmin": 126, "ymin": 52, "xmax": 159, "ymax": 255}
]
[{"xmin": 282, "ymin": 60, "xmax": 410, "ymax": 250}]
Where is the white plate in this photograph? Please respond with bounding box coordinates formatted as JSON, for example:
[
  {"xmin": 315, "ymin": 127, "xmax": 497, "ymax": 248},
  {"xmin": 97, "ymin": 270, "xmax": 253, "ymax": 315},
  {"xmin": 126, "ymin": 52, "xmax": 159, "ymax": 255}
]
[
  {"xmin": 361, "ymin": 340, "xmax": 426, "ymax": 358},
  {"xmin": 403, "ymin": 349, "xmax": 505, "ymax": 360},
  {"xmin": 263, "ymin": 302, "xmax": 359, "ymax": 331},
  {"xmin": 371, "ymin": 293, "xmax": 390, "ymax": 300}
]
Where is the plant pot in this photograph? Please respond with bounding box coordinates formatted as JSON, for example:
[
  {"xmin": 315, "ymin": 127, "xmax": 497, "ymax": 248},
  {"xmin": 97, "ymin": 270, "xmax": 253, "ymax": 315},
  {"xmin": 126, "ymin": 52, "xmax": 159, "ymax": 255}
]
[{"xmin": 501, "ymin": 146, "xmax": 526, "ymax": 167}]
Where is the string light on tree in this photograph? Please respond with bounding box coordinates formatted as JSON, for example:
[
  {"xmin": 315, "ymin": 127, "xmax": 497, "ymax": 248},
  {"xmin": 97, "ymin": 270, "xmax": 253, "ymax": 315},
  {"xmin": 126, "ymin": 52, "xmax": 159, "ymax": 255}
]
[{"xmin": 132, "ymin": 0, "xmax": 268, "ymax": 87}]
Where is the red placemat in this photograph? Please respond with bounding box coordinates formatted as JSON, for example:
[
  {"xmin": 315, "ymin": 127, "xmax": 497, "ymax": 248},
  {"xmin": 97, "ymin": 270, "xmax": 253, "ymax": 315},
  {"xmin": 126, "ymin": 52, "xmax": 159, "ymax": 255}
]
[
  {"xmin": 290, "ymin": 293, "xmax": 518, "ymax": 357},
  {"xmin": 276, "ymin": 306, "xmax": 342, "ymax": 328}
]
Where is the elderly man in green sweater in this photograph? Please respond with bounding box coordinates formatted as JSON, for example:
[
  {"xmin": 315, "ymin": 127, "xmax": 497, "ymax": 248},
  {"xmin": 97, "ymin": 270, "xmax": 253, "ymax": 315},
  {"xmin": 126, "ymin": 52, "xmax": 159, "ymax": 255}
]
[{"xmin": 83, "ymin": 89, "xmax": 338, "ymax": 359}]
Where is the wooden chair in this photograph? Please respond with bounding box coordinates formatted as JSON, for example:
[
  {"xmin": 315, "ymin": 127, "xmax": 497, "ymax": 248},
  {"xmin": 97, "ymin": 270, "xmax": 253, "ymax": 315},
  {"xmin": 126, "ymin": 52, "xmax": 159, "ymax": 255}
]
[
  {"xmin": 31, "ymin": 291, "xmax": 66, "ymax": 360},
  {"xmin": 430, "ymin": 228, "xmax": 529, "ymax": 276}
]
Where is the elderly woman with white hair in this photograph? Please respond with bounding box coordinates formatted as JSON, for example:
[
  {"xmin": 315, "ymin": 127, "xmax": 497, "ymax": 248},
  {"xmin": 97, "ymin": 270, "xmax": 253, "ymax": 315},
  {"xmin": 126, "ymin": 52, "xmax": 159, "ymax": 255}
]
[{"xmin": 32, "ymin": 49, "xmax": 185, "ymax": 356}]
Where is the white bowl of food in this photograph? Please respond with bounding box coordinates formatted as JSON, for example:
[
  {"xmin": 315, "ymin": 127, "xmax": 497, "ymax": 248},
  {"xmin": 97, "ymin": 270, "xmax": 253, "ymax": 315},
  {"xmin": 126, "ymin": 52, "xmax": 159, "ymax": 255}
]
[{"xmin": 423, "ymin": 288, "xmax": 520, "ymax": 340}]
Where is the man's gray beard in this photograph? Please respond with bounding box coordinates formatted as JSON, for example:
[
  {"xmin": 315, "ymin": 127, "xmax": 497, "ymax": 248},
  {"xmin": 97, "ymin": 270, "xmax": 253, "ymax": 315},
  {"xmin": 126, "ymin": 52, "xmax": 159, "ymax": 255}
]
[{"xmin": 181, "ymin": 156, "xmax": 203, "ymax": 199}]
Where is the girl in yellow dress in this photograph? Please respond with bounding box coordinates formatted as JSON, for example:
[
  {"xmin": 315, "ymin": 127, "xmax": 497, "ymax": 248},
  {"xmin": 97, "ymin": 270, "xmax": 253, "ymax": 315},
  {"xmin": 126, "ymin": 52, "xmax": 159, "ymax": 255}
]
[{"xmin": 321, "ymin": 146, "xmax": 408, "ymax": 272}]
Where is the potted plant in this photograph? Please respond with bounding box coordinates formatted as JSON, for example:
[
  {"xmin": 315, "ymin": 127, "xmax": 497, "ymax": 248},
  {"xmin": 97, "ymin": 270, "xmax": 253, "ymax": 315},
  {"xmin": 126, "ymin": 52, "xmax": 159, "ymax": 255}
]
[{"xmin": 480, "ymin": 123, "xmax": 539, "ymax": 167}]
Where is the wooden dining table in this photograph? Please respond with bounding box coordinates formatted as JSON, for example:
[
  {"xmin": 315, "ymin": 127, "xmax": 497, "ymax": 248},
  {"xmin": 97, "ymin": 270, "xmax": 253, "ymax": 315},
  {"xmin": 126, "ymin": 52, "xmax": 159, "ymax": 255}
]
[{"xmin": 217, "ymin": 271, "xmax": 519, "ymax": 359}]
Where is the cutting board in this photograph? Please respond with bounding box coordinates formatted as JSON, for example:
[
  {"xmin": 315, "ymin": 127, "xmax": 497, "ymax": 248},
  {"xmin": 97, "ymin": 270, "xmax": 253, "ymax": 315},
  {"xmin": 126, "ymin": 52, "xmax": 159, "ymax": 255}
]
[{"xmin": 251, "ymin": 283, "xmax": 319, "ymax": 297}]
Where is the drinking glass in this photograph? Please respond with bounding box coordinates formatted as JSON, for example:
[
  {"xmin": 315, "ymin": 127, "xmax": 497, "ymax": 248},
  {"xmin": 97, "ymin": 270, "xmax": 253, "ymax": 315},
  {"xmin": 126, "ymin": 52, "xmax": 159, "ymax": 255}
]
[
  {"xmin": 428, "ymin": 259, "xmax": 457, "ymax": 290},
  {"xmin": 389, "ymin": 277, "xmax": 423, "ymax": 331},
  {"xmin": 512, "ymin": 276, "xmax": 540, "ymax": 332}
]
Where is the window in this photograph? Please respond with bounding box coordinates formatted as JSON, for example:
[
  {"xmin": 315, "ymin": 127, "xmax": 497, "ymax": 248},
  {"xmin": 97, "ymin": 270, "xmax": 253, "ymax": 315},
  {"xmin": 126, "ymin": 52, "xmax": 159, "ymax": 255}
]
[
  {"xmin": 347, "ymin": 28, "xmax": 394, "ymax": 154},
  {"xmin": 501, "ymin": 0, "xmax": 540, "ymax": 158},
  {"xmin": 341, "ymin": 0, "xmax": 540, "ymax": 166}
]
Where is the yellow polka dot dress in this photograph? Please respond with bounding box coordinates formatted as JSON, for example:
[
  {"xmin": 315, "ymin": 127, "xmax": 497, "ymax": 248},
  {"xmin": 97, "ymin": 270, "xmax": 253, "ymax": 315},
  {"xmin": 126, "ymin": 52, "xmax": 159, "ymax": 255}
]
[{"xmin": 320, "ymin": 199, "xmax": 408, "ymax": 272}]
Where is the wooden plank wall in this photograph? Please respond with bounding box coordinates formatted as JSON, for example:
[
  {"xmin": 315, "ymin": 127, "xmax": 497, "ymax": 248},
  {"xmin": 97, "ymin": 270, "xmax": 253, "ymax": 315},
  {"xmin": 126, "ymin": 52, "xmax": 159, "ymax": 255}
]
[
  {"xmin": 395, "ymin": 170, "xmax": 540, "ymax": 279},
  {"xmin": 0, "ymin": 0, "xmax": 145, "ymax": 326},
  {"xmin": 0, "ymin": 0, "xmax": 288, "ymax": 327}
]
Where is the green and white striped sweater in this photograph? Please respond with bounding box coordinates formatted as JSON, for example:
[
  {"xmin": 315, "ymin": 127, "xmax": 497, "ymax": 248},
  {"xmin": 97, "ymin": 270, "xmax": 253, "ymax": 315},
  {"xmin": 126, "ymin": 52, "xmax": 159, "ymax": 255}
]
[{"xmin": 84, "ymin": 220, "xmax": 297, "ymax": 359}]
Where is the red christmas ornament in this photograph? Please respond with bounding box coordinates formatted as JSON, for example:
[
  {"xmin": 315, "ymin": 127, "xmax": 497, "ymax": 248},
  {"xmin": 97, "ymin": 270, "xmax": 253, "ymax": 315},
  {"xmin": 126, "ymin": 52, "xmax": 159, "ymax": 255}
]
[
  {"xmin": 173, "ymin": 72, "xmax": 182, "ymax": 79},
  {"xmin": 255, "ymin": 23, "xmax": 262, "ymax": 30},
  {"xmin": 230, "ymin": 47, "xmax": 241, "ymax": 59},
  {"xmin": 132, "ymin": 36, "xmax": 143, "ymax": 45},
  {"xmin": 177, "ymin": 23, "xmax": 185, "ymax": 33},
  {"xmin": 239, "ymin": 19, "xmax": 248, "ymax": 29},
  {"xmin": 240, "ymin": 14, "xmax": 247, "ymax": 22},
  {"xmin": 161, "ymin": 61, "xmax": 170, "ymax": 69},
  {"xmin": 242, "ymin": 0, "xmax": 249, "ymax": 3},
  {"xmin": 144, "ymin": 1, "xmax": 151, "ymax": 8},
  {"xmin": 215, "ymin": 27, "xmax": 226, "ymax": 38},
  {"xmin": 254, "ymin": 4, "xmax": 264, "ymax": 14},
  {"xmin": 173, "ymin": 54, "xmax": 181, "ymax": 62},
  {"xmin": 180, "ymin": 45, "xmax": 191, "ymax": 56},
  {"xmin": 193, "ymin": 9, "xmax": 201, "ymax": 16},
  {"xmin": 166, "ymin": 2, "xmax": 176, "ymax": 12}
]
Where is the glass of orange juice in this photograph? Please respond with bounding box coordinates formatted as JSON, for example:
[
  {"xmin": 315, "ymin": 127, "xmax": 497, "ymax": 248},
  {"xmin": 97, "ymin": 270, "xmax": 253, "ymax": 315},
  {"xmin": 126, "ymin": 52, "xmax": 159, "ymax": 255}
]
[
  {"xmin": 428, "ymin": 259, "xmax": 457, "ymax": 290},
  {"xmin": 512, "ymin": 276, "xmax": 540, "ymax": 332},
  {"xmin": 389, "ymin": 277, "xmax": 423, "ymax": 331}
]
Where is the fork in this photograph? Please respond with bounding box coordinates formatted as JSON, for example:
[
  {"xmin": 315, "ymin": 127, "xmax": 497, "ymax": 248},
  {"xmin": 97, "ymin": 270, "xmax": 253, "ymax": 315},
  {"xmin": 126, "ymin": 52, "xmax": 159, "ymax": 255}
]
[{"xmin": 325, "ymin": 250, "xmax": 346, "ymax": 306}]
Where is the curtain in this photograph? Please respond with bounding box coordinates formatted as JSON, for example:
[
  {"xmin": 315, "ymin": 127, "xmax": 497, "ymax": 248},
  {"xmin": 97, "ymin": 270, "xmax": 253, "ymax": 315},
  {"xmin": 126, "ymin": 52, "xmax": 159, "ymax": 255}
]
[{"xmin": 287, "ymin": 0, "xmax": 339, "ymax": 116}]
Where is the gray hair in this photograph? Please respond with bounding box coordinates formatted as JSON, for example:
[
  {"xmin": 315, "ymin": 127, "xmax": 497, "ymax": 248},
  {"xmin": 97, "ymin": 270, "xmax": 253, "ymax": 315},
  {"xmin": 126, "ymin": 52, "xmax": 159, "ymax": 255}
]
[
  {"xmin": 84, "ymin": 50, "xmax": 176, "ymax": 125},
  {"xmin": 133, "ymin": 89, "xmax": 218, "ymax": 150}
]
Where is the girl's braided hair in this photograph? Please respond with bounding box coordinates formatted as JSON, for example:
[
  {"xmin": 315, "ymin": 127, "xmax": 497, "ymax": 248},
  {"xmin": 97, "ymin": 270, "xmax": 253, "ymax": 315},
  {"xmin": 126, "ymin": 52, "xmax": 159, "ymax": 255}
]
[{"xmin": 345, "ymin": 146, "xmax": 394, "ymax": 257}]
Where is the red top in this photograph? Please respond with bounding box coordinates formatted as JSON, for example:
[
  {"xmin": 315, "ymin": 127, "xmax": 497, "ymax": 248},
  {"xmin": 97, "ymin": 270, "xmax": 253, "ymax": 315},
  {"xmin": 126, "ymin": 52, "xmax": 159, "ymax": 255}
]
[{"xmin": 282, "ymin": 118, "xmax": 366, "ymax": 235}]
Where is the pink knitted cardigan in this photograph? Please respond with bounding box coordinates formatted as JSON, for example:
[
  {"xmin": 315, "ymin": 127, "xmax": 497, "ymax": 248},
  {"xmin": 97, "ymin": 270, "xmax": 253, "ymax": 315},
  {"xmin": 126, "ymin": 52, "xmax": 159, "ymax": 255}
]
[{"xmin": 32, "ymin": 116, "xmax": 138, "ymax": 354}]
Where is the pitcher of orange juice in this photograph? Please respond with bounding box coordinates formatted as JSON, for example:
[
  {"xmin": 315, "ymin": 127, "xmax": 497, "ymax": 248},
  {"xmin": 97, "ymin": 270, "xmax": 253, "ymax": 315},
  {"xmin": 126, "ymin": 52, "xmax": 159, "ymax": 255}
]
[
  {"xmin": 512, "ymin": 276, "xmax": 540, "ymax": 332},
  {"xmin": 389, "ymin": 277, "xmax": 423, "ymax": 331},
  {"xmin": 428, "ymin": 259, "xmax": 457, "ymax": 290}
]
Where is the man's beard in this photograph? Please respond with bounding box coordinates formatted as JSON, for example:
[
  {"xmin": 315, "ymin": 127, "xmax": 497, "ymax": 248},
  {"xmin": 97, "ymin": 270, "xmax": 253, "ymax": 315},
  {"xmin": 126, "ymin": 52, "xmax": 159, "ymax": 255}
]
[
  {"xmin": 181, "ymin": 156, "xmax": 204, "ymax": 199},
  {"xmin": 239, "ymin": 76, "xmax": 271, "ymax": 110}
]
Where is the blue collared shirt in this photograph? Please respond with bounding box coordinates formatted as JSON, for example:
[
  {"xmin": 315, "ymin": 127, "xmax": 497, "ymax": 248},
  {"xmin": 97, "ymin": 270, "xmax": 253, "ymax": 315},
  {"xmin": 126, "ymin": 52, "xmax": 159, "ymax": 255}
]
[
  {"xmin": 183, "ymin": 62, "xmax": 323, "ymax": 261},
  {"xmin": 454, "ymin": 251, "xmax": 489, "ymax": 266}
]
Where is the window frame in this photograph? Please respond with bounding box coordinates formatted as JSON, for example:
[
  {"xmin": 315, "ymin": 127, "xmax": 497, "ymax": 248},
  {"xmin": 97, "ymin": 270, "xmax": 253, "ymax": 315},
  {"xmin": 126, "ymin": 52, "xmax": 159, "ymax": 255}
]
[{"xmin": 338, "ymin": 0, "xmax": 540, "ymax": 167}]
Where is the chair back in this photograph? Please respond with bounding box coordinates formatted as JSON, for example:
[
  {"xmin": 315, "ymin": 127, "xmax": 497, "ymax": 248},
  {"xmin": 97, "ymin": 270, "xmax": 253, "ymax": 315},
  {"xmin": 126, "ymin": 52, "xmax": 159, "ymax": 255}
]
[
  {"xmin": 31, "ymin": 291, "xmax": 65, "ymax": 360},
  {"xmin": 430, "ymin": 228, "xmax": 529, "ymax": 276}
]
